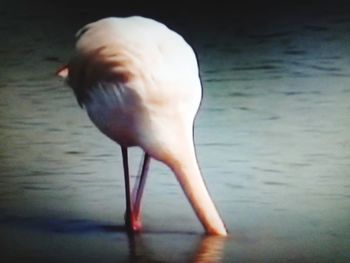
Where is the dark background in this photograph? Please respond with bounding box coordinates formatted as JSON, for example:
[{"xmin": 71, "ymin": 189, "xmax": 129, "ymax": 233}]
[{"xmin": 5, "ymin": 1, "xmax": 350, "ymax": 28}]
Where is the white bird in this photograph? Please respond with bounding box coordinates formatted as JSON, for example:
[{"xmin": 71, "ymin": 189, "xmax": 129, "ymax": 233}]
[{"xmin": 57, "ymin": 16, "xmax": 227, "ymax": 236}]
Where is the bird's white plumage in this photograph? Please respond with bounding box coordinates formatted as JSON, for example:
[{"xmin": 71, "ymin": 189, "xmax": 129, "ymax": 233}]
[{"xmin": 62, "ymin": 16, "xmax": 227, "ymax": 235}]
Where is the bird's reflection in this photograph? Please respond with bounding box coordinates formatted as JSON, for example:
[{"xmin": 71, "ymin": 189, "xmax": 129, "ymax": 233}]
[
  {"xmin": 191, "ymin": 235, "xmax": 227, "ymax": 263},
  {"xmin": 126, "ymin": 232, "xmax": 227, "ymax": 263}
]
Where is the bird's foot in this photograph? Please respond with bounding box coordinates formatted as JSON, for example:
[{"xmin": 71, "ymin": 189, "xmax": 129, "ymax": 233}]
[{"xmin": 125, "ymin": 212, "xmax": 142, "ymax": 233}]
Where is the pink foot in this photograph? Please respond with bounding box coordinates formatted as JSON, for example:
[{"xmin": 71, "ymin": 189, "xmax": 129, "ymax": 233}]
[
  {"xmin": 125, "ymin": 212, "xmax": 142, "ymax": 233},
  {"xmin": 131, "ymin": 215, "xmax": 142, "ymax": 232}
]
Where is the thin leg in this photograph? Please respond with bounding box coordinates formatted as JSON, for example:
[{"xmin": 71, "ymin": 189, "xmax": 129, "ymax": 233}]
[
  {"xmin": 132, "ymin": 153, "xmax": 150, "ymax": 221},
  {"xmin": 121, "ymin": 146, "xmax": 133, "ymax": 232}
]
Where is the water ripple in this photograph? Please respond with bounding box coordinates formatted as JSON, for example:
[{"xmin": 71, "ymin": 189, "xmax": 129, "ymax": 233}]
[{"xmin": 247, "ymin": 30, "xmax": 295, "ymax": 39}]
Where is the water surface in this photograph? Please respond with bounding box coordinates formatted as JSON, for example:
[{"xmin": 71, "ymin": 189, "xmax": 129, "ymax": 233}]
[{"xmin": 0, "ymin": 3, "xmax": 349, "ymax": 262}]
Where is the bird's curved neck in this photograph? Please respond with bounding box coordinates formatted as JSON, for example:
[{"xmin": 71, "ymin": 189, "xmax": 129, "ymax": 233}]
[{"xmin": 168, "ymin": 142, "xmax": 227, "ymax": 236}]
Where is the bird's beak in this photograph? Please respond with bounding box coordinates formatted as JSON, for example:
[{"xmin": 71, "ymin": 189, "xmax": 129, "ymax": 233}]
[{"xmin": 56, "ymin": 64, "xmax": 69, "ymax": 79}]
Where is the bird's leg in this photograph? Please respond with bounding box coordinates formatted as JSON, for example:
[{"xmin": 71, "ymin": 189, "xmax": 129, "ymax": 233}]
[
  {"xmin": 121, "ymin": 146, "xmax": 136, "ymax": 233},
  {"xmin": 131, "ymin": 153, "xmax": 150, "ymax": 227}
]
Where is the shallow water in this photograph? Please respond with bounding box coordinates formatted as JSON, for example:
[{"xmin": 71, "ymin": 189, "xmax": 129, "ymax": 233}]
[{"xmin": 0, "ymin": 2, "xmax": 350, "ymax": 262}]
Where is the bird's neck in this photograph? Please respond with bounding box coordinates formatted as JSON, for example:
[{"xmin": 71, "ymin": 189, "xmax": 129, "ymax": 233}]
[{"xmin": 168, "ymin": 142, "xmax": 227, "ymax": 236}]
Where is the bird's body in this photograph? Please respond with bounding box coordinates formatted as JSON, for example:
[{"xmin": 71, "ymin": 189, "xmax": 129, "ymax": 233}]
[{"xmin": 58, "ymin": 16, "xmax": 227, "ymax": 236}]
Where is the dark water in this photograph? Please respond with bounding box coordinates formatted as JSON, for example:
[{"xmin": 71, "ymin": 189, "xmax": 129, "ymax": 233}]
[{"xmin": 0, "ymin": 2, "xmax": 349, "ymax": 262}]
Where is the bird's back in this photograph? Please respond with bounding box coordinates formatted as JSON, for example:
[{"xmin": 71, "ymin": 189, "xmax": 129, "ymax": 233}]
[{"xmin": 69, "ymin": 16, "xmax": 200, "ymax": 101}]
